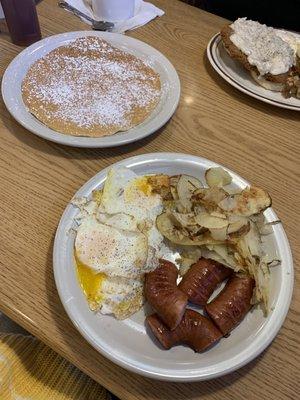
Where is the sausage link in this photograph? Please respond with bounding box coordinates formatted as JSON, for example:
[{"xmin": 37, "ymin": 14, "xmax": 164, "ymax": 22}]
[
  {"xmin": 146, "ymin": 309, "xmax": 222, "ymax": 352},
  {"xmin": 145, "ymin": 259, "xmax": 188, "ymax": 330},
  {"xmin": 206, "ymin": 274, "xmax": 255, "ymax": 335},
  {"xmin": 178, "ymin": 258, "xmax": 233, "ymax": 306}
]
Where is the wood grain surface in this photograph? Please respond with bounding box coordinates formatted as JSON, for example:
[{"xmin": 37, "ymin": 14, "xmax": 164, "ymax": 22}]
[{"xmin": 0, "ymin": 1, "xmax": 299, "ymax": 399}]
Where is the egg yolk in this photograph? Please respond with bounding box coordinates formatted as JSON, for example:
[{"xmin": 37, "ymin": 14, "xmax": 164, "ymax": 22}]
[{"xmin": 75, "ymin": 253, "xmax": 105, "ymax": 304}]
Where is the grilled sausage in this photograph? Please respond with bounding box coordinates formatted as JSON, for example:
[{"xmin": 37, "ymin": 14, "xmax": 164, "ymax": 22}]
[
  {"xmin": 145, "ymin": 259, "xmax": 188, "ymax": 330},
  {"xmin": 178, "ymin": 258, "xmax": 233, "ymax": 306},
  {"xmin": 206, "ymin": 275, "xmax": 255, "ymax": 335},
  {"xmin": 146, "ymin": 309, "xmax": 223, "ymax": 352}
]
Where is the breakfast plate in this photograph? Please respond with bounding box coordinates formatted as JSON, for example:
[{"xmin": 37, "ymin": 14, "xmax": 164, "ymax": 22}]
[
  {"xmin": 53, "ymin": 153, "xmax": 293, "ymax": 381},
  {"xmin": 1, "ymin": 31, "xmax": 180, "ymax": 148},
  {"xmin": 207, "ymin": 33, "xmax": 300, "ymax": 111}
]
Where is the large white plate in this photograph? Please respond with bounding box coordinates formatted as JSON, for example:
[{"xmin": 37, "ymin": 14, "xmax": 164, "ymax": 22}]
[
  {"xmin": 207, "ymin": 33, "xmax": 300, "ymax": 111},
  {"xmin": 53, "ymin": 153, "xmax": 293, "ymax": 381},
  {"xmin": 1, "ymin": 31, "xmax": 180, "ymax": 148}
]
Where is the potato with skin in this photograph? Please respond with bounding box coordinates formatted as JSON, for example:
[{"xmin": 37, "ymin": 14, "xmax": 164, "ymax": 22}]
[
  {"xmin": 145, "ymin": 260, "xmax": 188, "ymax": 330},
  {"xmin": 205, "ymin": 167, "xmax": 232, "ymax": 188},
  {"xmin": 146, "ymin": 309, "xmax": 223, "ymax": 352}
]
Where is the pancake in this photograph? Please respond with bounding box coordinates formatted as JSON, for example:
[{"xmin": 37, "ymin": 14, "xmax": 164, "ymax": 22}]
[{"xmin": 22, "ymin": 36, "xmax": 162, "ymax": 137}]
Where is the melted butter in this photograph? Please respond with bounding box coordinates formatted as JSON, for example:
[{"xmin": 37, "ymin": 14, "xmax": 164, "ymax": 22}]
[{"xmin": 75, "ymin": 252, "xmax": 106, "ymax": 305}]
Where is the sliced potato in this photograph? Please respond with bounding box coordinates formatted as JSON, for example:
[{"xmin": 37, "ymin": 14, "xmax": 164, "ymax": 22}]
[
  {"xmin": 171, "ymin": 212, "xmax": 196, "ymax": 228},
  {"xmin": 147, "ymin": 174, "xmax": 170, "ymax": 190},
  {"xmin": 217, "ymin": 247, "xmax": 240, "ymax": 270},
  {"xmin": 192, "ymin": 187, "xmax": 206, "ymax": 199},
  {"xmin": 169, "ymin": 175, "xmax": 180, "ymax": 201},
  {"xmin": 218, "ymin": 195, "xmax": 237, "ymax": 212},
  {"xmin": 156, "ymin": 212, "xmax": 195, "ymax": 245},
  {"xmin": 177, "ymin": 246, "xmax": 202, "ymax": 275},
  {"xmin": 203, "ymin": 187, "xmax": 228, "ymax": 210},
  {"xmin": 227, "ymin": 216, "xmax": 248, "ymax": 233},
  {"xmin": 170, "ymin": 186, "xmax": 179, "ymax": 201},
  {"xmin": 258, "ymin": 223, "xmax": 275, "ymax": 235},
  {"xmin": 204, "ymin": 187, "xmax": 228, "ymax": 204},
  {"xmin": 201, "ymin": 248, "xmax": 228, "ymax": 266},
  {"xmin": 195, "ymin": 212, "xmax": 229, "ymax": 229},
  {"xmin": 229, "ymin": 222, "xmax": 250, "ymax": 239},
  {"xmin": 227, "ymin": 216, "xmax": 250, "ymax": 238},
  {"xmin": 193, "ymin": 204, "xmax": 206, "ymax": 214},
  {"xmin": 250, "ymin": 214, "xmax": 281, "ymax": 235},
  {"xmin": 255, "ymin": 259, "xmax": 270, "ymax": 313},
  {"xmin": 170, "ymin": 175, "xmax": 180, "ymax": 187},
  {"xmin": 193, "ymin": 187, "xmax": 228, "ymax": 213},
  {"xmin": 177, "ymin": 174, "xmax": 203, "ymax": 212},
  {"xmin": 237, "ymin": 221, "xmax": 262, "ymax": 259},
  {"xmin": 202, "ymin": 245, "xmax": 241, "ymax": 272},
  {"xmin": 225, "ymin": 187, "xmax": 271, "ymax": 216},
  {"xmin": 157, "ymin": 168, "xmax": 275, "ymax": 313},
  {"xmin": 209, "ymin": 226, "xmax": 228, "ymax": 241},
  {"xmin": 156, "ymin": 213, "xmax": 224, "ymax": 246},
  {"xmin": 225, "ymin": 187, "xmax": 243, "ymax": 195},
  {"xmin": 205, "ymin": 167, "xmax": 232, "ymax": 187},
  {"xmin": 210, "ymin": 211, "xmax": 227, "ymax": 219},
  {"xmin": 147, "ymin": 174, "xmax": 172, "ymax": 200},
  {"xmin": 171, "ymin": 211, "xmax": 205, "ymax": 235}
]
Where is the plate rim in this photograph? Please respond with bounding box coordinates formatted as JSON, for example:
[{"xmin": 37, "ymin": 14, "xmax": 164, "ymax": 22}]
[
  {"xmin": 53, "ymin": 152, "xmax": 294, "ymax": 381},
  {"xmin": 1, "ymin": 31, "xmax": 181, "ymax": 148},
  {"xmin": 207, "ymin": 33, "xmax": 300, "ymax": 111}
]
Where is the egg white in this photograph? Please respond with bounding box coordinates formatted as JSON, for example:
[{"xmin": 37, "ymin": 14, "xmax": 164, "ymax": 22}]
[
  {"xmin": 75, "ymin": 215, "xmax": 148, "ymax": 278},
  {"xmin": 100, "ymin": 167, "xmax": 164, "ymax": 224},
  {"xmin": 73, "ymin": 166, "xmax": 173, "ymax": 319}
]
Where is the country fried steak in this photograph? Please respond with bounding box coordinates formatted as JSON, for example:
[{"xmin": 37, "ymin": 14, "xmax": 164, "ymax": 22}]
[{"xmin": 220, "ymin": 23, "xmax": 300, "ymax": 98}]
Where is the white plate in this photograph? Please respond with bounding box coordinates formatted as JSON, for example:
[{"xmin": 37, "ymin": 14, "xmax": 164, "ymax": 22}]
[
  {"xmin": 53, "ymin": 153, "xmax": 293, "ymax": 381},
  {"xmin": 1, "ymin": 31, "xmax": 180, "ymax": 148},
  {"xmin": 207, "ymin": 33, "xmax": 300, "ymax": 111}
]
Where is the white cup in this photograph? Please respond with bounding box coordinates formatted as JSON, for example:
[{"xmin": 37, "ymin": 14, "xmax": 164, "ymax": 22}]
[
  {"xmin": 92, "ymin": 0, "xmax": 135, "ymax": 22},
  {"xmin": 0, "ymin": 3, "xmax": 5, "ymax": 20}
]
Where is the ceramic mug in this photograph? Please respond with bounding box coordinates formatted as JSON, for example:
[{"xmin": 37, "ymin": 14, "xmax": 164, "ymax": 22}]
[
  {"xmin": 91, "ymin": 0, "xmax": 135, "ymax": 22},
  {"xmin": 0, "ymin": 3, "xmax": 5, "ymax": 19}
]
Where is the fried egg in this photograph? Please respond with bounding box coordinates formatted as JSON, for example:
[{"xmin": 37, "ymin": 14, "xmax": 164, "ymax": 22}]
[
  {"xmin": 75, "ymin": 215, "xmax": 148, "ymax": 278},
  {"xmin": 73, "ymin": 166, "xmax": 172, "ymax": 319},
  {"xmin": 76, "ymin": 253, "xmax": 144, "ymax": 319},
  {"xmin": 100, "ymin": 167, "xmax": 164, "ymax": 223}
]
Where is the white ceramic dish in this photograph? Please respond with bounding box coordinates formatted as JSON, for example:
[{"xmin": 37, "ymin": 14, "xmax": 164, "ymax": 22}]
[
  {"xmin": 207, "ymin": 33, "xmax": 300, "ymax": 111},
  {"xmin": 1, "ymin": 31, "xmax": 180, "ymax": 148},
  {"xmin": 53, "ymin": 153, "xmax": 293, "ymax": 381}
]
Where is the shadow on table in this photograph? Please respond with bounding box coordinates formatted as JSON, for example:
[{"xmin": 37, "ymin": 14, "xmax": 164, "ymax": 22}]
[
  {"xmin": 202, "ymin": 53, "xmax": 300, "ymax": 122},
  {"xmin": 44, "ymin": 233, "xmax": 269, "ymax": 400},
  {"xmin": 2, "ymin": 104, "xmax": 172, "ymax": 163}
]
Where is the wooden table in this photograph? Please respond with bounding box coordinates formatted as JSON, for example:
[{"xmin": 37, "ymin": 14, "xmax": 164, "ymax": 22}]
[{"xmin": 0, "ymin": 1, "xmax": 299, "ymax": 398}]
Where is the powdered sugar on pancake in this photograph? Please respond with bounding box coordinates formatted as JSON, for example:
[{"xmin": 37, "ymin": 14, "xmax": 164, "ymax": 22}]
[{"xmin": 22, "ymin": 37, "xmax": 161, "ymax": 137}]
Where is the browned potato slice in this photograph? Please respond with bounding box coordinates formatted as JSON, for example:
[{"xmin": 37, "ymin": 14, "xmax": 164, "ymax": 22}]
[
  {"xmin": 156, "ymin": 213, "xmax": 224, "ymax": 246},
  {"xmin": 195, "ymin": 212, "xmax": 229, "ymax": 229},
  {"xmin": 177, "ymin": 175, "xmax": 203, "ymax": 212},
  {"xmin": 205, "ymin": 167, "xmax": 232, "ymax": 187},
  {"xmin": 219, "ymin": 187, "xmax": 271, "ymax": 216},
  {"xmin": 193, "ymin": 187, "xmax": 228, "ymax": 212},
  {"xmin": 147, "ymin": 174, "xmax": 172, "ymax": 200}
]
